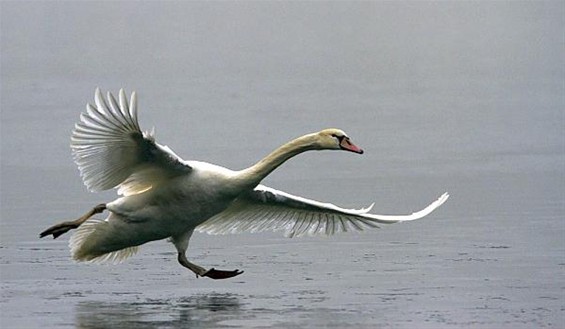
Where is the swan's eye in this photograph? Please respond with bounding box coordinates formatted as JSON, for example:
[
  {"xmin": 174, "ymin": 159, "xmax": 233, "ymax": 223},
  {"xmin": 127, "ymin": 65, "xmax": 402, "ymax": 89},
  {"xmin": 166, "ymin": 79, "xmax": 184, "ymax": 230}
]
[{"xmin": 331, "ymin": 133, "xmax": 345, "ymax": 142}]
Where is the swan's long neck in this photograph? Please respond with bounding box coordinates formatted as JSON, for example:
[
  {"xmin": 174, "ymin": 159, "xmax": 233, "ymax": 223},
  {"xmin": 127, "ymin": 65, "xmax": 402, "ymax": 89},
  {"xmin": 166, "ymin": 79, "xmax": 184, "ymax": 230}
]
[{"xmin": 236, "ymin": 133, "xmax": 318, "ymax": 189}]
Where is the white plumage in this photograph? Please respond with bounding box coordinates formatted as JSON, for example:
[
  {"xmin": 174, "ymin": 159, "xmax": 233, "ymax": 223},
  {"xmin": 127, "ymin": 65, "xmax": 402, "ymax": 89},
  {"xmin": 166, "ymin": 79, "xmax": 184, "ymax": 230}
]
[
  {"xmin": 40, "ymin": 88, "xmax": 449, "ymax": 280},
  {"xmin": 197, "ymin": 185, "xmax": 449, "ymax": 238}
]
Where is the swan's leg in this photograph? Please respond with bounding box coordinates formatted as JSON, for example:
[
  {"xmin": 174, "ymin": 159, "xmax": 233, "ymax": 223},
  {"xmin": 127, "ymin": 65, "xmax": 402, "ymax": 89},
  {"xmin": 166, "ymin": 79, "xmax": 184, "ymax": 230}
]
[
  {"xmin": 172, "ymin": 230, "xmax": 244, "ymax": 280},
  {"xmin": 177, "ymin": 252, "xmax": 207, "ymax": 276},
  {"xmin": 39, "ymin": 204, "xmax": 106, "ymax": 239},
  {"xmin": 177, "ymin": 252, "xmax": 243, "ymax": 279}
]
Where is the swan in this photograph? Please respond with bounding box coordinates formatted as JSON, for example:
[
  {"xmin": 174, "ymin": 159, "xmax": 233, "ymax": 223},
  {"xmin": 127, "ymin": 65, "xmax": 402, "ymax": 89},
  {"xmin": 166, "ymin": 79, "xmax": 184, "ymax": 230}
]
[{"xmin": 40, "ymin": 88, "xmax": 449, "ymax": 280}]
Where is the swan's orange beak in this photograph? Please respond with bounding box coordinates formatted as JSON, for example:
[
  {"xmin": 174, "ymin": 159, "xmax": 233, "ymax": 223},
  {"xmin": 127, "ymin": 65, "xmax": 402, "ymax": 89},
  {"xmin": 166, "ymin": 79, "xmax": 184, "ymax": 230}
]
[{"xmin": 340, "ymin": 138, "xmax": 364, "ymax": 154}]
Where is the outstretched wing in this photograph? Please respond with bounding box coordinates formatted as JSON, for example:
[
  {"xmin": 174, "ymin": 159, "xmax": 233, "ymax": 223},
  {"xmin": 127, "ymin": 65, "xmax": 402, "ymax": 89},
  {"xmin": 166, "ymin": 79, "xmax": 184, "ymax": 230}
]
[
  {"xmin": 196, "ymin": 185, "xmax": 449, "ymax": 237},
  {"xmin": 71, "ymin": 88, "xmax": 191, "ymax": 195}
]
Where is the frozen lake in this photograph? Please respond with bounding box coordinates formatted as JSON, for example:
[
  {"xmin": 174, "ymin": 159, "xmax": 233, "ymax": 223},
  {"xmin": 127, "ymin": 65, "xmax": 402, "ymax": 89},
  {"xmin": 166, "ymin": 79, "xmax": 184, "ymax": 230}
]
[{"xmin": 1, "ymin": 2, "xmax": 563, "ymax": 328}]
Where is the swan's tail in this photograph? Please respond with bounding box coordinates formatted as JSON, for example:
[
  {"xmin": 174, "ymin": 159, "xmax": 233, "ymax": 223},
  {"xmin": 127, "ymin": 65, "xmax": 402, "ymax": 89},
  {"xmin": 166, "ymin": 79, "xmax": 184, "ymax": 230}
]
[{"xmin": 69, "ymin": 216, "xmax": 139, "ymax": 264}]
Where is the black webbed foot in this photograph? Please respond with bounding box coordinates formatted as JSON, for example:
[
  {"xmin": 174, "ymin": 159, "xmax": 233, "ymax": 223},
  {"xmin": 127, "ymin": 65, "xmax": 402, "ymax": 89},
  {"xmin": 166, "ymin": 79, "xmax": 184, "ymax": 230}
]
[
  {"xmin": 201, "ymin": 268, "xmax": 244, "ymax": 280},
  {"xmin": 39, "ymin": 222, "xmax": 79, "ymax": 239}
]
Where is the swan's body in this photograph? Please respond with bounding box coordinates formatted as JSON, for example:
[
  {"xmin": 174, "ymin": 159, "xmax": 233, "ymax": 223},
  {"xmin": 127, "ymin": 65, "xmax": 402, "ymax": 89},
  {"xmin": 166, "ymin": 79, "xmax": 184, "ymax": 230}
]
[{"xmin": 40, "ymin": 89, "xmax": 449, "ymax": 279}]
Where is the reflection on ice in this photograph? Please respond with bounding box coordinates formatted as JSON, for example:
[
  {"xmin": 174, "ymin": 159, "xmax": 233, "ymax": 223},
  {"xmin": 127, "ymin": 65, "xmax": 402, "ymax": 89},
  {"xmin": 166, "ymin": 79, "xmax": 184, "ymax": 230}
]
[{"xmin": 75, "ymin": 294, "xmax": 242, "ymax": 329}]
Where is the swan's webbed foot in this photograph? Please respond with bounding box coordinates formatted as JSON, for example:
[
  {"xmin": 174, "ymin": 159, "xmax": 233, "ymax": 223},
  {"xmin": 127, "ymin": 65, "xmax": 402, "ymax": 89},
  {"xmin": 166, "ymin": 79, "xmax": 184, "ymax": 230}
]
[
  {"xmin": 40, "ymin": 221, "xmax": 80, "ymax": 239},
  {"xmin": 177, "ymin": 251, "xmax": 243, "ymax": 280},
  {"xmin": 201, "ymin": 268, "xmax": 244, "ymax": 280},
  {"xmin": 39, "ymin": 204, "xmax": 106, "ymax": 239}
]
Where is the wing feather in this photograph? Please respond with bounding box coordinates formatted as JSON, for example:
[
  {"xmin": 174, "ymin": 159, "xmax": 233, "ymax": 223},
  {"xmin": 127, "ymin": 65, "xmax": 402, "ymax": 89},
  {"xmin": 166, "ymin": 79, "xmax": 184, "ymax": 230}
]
[
  {"xmin": 71, "ymin": 88, "xmax": 191, "ymax": 195},
  {"xmin": 196, "ymin": 185, "xmax": 449, "ymax": 237}
]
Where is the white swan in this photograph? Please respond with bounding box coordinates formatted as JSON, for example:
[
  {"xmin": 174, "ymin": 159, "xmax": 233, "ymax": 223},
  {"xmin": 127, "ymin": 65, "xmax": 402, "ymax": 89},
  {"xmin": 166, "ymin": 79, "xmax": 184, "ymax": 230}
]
[{"xmin": 40, "ymin": 88, "xmax": 449, "ymax": 279}]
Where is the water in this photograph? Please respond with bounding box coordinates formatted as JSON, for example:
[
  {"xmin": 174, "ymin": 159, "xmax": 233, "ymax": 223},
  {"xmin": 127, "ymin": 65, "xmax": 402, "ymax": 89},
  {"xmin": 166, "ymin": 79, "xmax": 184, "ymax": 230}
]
[{"xmin": 1, "ymin": 2, "xmax": 564, "ymax": 328}]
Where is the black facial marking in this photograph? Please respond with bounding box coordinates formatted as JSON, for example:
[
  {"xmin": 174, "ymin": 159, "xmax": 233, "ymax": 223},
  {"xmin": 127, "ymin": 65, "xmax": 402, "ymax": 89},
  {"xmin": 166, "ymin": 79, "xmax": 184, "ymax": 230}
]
[{"xmin": 331, "ymin": 133, "xmax": 345, "ymax": 142}]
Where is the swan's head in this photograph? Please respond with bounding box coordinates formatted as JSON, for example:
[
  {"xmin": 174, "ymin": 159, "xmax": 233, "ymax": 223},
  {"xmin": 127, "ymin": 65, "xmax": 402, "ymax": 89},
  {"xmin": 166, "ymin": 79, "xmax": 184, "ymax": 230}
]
[{"xmin": 315, "ymin": 128, "xmax": 364, "ymax": 154}]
